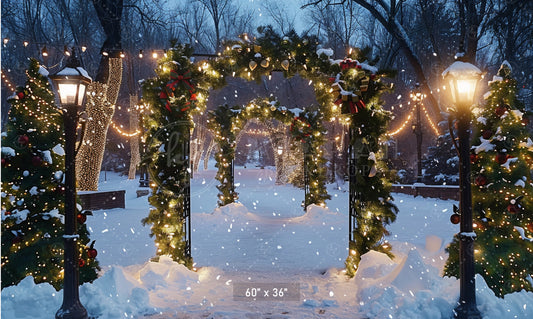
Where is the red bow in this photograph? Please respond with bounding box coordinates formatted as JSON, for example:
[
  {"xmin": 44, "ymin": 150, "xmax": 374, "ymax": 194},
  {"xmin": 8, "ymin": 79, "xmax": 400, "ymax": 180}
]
[{"xmin": 167, "ymin": 70, "xmax": 194, "ymax": 93}]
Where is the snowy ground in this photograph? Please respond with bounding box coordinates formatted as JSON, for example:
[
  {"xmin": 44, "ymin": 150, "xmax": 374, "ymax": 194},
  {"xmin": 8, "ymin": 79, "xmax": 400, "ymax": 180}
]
[{"xmin": 2, "ymin": 167, "xmax": 532, "ymax": 318}]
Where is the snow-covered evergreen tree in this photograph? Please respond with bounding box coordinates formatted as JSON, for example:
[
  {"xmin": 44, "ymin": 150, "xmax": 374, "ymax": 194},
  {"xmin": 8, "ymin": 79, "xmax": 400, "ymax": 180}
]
[
  {"xmin": 1, "ymin": 59, "xmax": 99, "ymax": 290},
  {"xmin": 444, "ymin": 61, "xmax": 533, "ymax": 297}
]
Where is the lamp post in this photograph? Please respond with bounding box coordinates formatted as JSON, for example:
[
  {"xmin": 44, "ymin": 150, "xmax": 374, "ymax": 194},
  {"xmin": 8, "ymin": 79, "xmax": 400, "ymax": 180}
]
[
  {"xmin": 50, "ymin": 52, "xmax": 91, "ymax": 319},
  {"xmin": 276, "ymin": 146, "xmax": 283, "ymax": 184},
  {"xmin": 410, "ymin": 83, "xmax": 423, "ymax": 183},
  {"xmin": 442, "ymin": 60, "xmax": 482, "ymax": 319}
]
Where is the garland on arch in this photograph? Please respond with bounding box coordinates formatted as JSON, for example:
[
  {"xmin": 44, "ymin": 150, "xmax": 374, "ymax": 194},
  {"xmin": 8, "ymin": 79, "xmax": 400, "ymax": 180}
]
[
  {"xmin": 334, "ymin": 49, "xmax": 399, "ymax": 277},
  {"xmin": 141, "ymin": 30, "xmax": 397, "ymax": 275},
  {"xmin": 140, "ymin": 45, "xmax": 211, "ymax": 267},
  {"xmin": 207, "ymin": 98, "xmax": 326, "ymax": 207}
]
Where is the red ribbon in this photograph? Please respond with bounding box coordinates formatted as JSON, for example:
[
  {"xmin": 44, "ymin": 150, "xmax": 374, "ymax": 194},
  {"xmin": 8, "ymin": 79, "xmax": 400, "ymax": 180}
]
[{"xmin": 167, "ymin": 70, "xmax": 195, "ymax": 93}]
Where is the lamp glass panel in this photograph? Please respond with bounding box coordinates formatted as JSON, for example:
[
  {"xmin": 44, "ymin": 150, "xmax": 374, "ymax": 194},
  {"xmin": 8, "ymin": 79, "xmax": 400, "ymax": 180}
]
[
  {"xmin": 77, "ymin": 84, "xmax": 86, "ymax": 106},
  {"xmin": 456, "ymin": 79, "xmax": 477, "ymax": 105},
  {"xmin": 58, "ymin": 83, "xmax": 78, "ymax": 105}
]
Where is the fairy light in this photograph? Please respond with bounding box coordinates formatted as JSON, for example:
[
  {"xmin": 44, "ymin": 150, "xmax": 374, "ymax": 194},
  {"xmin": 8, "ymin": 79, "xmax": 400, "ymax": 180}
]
[
  {"xmin": 109, "ymin": 120, "xmax": 141, "ymax": 137},
  {"xmin": 77, "ymin": 58, "xmax": 122, "ymax": 191},
  {"xmin": 1, "ymin": 69, "xmax": 16, "ymax": 92}
]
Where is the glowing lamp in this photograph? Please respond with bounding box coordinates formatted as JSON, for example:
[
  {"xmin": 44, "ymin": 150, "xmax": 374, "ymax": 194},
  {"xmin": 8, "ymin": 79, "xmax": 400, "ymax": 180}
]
[
  {"xmin": 49, "ymin": 55, "xmax": 91, "ymax": 107},
  {"xmin": 442, "ymin": 61, "xmax": 482, "ymax": 107}
]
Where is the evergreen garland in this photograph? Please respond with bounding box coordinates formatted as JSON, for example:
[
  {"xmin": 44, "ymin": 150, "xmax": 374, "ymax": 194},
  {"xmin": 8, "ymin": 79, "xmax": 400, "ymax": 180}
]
[
  {"xmin": 336, "ymin": 49, "xmax": 398, "ymax": 277},
  {"xmin": 140, "ymin": 45, "xmax": 207, "ymax": 267},
  {"xmin": 1, "ymin": 58, "xmax": 99, "ymax": 290},
  {"xmin": 444, "ymin": 62, "xmax": 533, "ymax": 297}
]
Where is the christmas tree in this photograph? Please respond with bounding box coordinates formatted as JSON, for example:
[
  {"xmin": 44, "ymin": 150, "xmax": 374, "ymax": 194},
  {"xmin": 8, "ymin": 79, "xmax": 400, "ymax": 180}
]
[
  {"xmin": 444, "ymin": 61, "xmax": 533, "ymax": 297},
  {"xmin": 1, "ymin": 58, "xmax": 99, "ymax": 290},
  {"xmin": 422, "ymin": 133, "xmax": 459, "ymax": 185}
]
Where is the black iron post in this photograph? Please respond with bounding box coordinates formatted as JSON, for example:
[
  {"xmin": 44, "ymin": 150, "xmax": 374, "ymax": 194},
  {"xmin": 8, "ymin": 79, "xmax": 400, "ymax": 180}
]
[
  {"xmin": 348, "ymin": 126, "xmax": 357, "ymax": 244},
  {"xmin": 56, "ymin": 104, "xmax": 88, "ymax": 319},
  {"xmin": 414, "ymin": 98, "xmax": 423, "ymax": 182},
  {"xmin": 454, "ymin": 105, "xmax": 481, "ymax": 319}
]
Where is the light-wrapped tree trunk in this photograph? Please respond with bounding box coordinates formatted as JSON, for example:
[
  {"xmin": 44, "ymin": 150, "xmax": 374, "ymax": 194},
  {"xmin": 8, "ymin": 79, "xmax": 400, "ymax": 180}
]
[
  {"xmin": 128, "ymin": 95, "xmax": 140, "ymax": 179},
  {"xmin": 76, "ymin": 58, "xmax": 122, "ymax": 190}
]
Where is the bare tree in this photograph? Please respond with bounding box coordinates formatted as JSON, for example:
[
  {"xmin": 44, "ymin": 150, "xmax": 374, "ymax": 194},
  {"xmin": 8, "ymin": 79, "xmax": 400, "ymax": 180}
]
[
  {"xmin": 197, "ymin": 0, "xmax": 232, "ymax": 51},
  {"xmin": 261, "ymin": 0, "xmax": 297, "ymax": 35},
  {"xmin": 304, "ymin": 0, "xmax": 361, "ymax": 57}
]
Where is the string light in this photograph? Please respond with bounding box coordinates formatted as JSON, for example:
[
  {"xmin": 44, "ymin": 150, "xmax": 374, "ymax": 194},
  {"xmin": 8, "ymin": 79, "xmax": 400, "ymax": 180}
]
[
  {"xmin": 109, "ymin": 120, "xmax": 141, "ymax": 137},
  {"xmin": 388, "ymin": 100, "xmax": 440, "ymax": 137},
  {"xmin": 1, "ymin": 69, "xmax": 16, "ymax": 92}
]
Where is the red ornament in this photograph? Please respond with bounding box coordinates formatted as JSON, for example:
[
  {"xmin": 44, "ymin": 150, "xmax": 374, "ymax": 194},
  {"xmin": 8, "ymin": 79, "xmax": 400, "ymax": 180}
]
[
  {"xmin": 87, "ymin": 240, "xmax": 97, "ymax": 258},
  {"xmin": 495, "ymin": 105, "xmax": 507, "ymax": 116},
  {"xmin": 55, "ymin": 186, "xmax": 65, "ymax": 194},
  {"xmin": 1, "ymin": 158, "xmax": 6, "ymax": 166},
  {"xmin": 522, "ymin": 117, "xmax": 530, "ymax": 126},
  {"xmin": 17, "ymin": 91, "xmax": 24, "ymax": 99},
  {"xmin": 370, "ymin": 74, "xmax": 376, "ymax": 80},
  {"xmin": 527, "ymin": 223, "xmax": 533, "ymax": 233},
  {"xmin": 79, "ymin": 259, "xmax": 86, "ymax": 267},
  {"xmin": 470, "ymin": 153, "xmax": 478, "ymax": 164},
  {"xmin": 32, "ymin": 156, "xmax": 42, "ymax": 166},
  {"xmin": 507, "ymin": 204, "xmax": 519, "ymax": 214},
  {"xmin": 77, "ymin": 213, "xmax": 87, "ymax": 224},
  {"xmin": 87, "ymin": 248, "xmax": 98, "ymax": 258},
  {"xmin": 450, "ymin": 214, "xmax": 461, "ymax": 224},
  {"xmin": 481, "ymin": 130, "xmax": 492, "ymax": 139},
  {"xmin": 495, "ymin": 152, "xmax": 508, "ymax": 164},
  {"xmin": 17, "ymin": 135, "xmax": 29, "ymax": 146},
  {"xmin": 190, "ymin": 93, "xmax": 197, "ymax": 101},
  {"xmin": 475, "ymin": 175, "xmax": 487, "ymax": 186},
  {"xmin": 328, "ymin": 77, "xmax": 335, "ymax": 83}
]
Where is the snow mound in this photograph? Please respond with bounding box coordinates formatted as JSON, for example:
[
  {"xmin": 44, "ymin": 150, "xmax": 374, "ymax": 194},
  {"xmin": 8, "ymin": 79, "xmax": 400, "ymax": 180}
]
[
  {"xmin": 0, "ymin": 277, "xmax": 62, "ymax": 319},
  {"xmin": 139, "ymin": 255, "xmax": 199, "ymax": 290},
  {"xmin": 81, "ymin": 266, "xmax": 153, "ymax": 318},
  {"xmin": 356, "ymin": 250, "xmax": 457, "ymax": 319},
  {"xmin": 292, "ymin": 204, "xmax": 339, "ymax": 224}
]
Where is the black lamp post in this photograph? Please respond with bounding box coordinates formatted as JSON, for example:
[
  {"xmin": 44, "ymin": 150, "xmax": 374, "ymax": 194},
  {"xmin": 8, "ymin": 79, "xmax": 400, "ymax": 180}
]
[
  {"xmin": 50, "ymin": 52, "xmax": 91, "ymax": 319},
  {"xmin": 410, "ymin": 83, "xmax": 424, "ymax": 183},
  {"xmin": 443, "ymin": 60, "xmax": 482, "ymax": 319}
]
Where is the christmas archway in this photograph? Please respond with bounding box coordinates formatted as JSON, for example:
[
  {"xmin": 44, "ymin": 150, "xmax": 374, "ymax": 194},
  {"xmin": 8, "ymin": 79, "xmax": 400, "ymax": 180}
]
[
  {"xmin": 140, "ymin": 27, "xmax": 397, "ymax": 275},
  {"xmin": 207, "ymin": 97, "xmax": 327, "ymax": 208}
]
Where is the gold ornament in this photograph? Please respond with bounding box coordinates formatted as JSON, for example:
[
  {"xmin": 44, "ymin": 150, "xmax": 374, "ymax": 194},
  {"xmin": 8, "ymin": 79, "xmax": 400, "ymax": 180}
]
[
  {"xmin": 270, "ymin": 105, "xmax": 276, "ymax": 111},
  {"xmin": 368, "ymin": 165, "xmax": 377, "ymax": 177},
  {"xmin": 281, "ymin": 60, "xmax": 290, "ymax": 71},
  {"xmin": 261, "ymin": 60, "xmax": 269, "ymax": 68},
  {"xmin": 249, "ymin": 61, "xmax": 257, "ymax": 71}
]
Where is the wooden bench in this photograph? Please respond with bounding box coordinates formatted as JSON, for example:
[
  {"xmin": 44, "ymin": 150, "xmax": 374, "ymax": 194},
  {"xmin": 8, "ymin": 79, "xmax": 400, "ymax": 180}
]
[
  {"xmin": 78, "ymin": 190, "xmax": 126, "ymax": 210},
  {"xmin": 391, "ymin": 184, "xmax": 459, "ymax": 201}
]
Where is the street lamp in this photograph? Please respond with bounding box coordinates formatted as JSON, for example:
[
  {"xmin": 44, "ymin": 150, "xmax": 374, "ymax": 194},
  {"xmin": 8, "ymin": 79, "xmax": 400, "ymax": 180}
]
[
  {"xmin": 442, "ymin": 60, "xmax": 482, "ymax": 319},
  {"xmin": 49, "ymin": 51, "xmax": 91, "ymax": 319},
  {"xmin": 410, "ymin": 83, "xmax": 423, "ymax": 183}
]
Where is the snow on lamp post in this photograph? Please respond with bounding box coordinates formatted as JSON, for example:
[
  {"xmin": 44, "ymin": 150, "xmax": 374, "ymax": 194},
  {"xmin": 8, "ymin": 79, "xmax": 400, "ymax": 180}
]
[
  {"xmin": 49, "ymin": 51, "xmax": 91, "ymax": 319},
  {"xmin": 442, "ymin": 60, "xmax": 482, "ymax": 319}
]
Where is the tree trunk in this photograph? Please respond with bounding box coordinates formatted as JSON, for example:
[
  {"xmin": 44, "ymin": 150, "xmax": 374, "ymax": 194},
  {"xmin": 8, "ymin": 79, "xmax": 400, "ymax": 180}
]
[
  {"xmin": 76, "ymin": 0, "xmax": 123, "ymax": 190},
  {"xmin": 76, "ymin": 58, "xmax": 122, "ymax": 190},
  {"xmin": 128, "ymin": 95, "xmax": 140, "ymax": 179},
  {"xmin": 353, "ymin": 0, "xmax": 442, "ymax": 122}
]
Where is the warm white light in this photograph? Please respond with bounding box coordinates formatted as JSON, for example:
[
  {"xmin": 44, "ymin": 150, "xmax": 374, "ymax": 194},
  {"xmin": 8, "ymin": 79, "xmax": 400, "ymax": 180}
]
[
  {"xmin": 442, "ymin": 61, "xmax": 482, "ymax": 107},
  {"xmin": 58, "ymin": 83, "xmax": 79, "ymax": 104}
]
